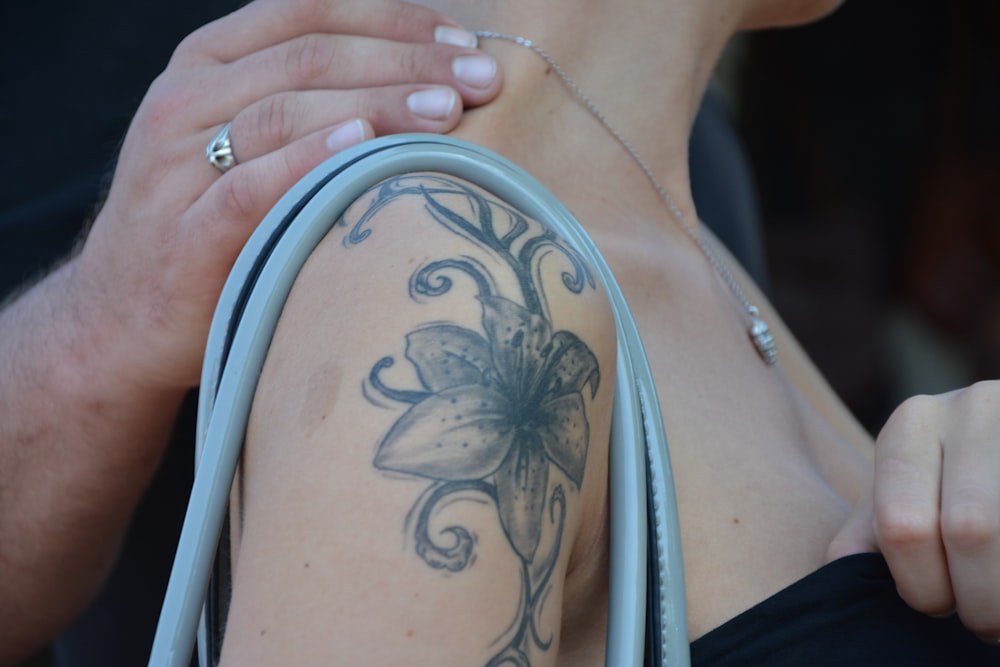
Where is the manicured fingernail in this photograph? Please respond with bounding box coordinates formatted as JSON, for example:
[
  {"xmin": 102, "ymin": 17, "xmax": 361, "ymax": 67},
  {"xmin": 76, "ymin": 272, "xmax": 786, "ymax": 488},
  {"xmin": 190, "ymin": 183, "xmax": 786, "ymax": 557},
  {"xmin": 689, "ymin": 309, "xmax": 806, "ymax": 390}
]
[
  {"xmin": 452, "ymin": 54, "xmax": 497, "ymax": 89},
  {"xmin": 325, "ymin": 119, "xmax": 365, "ymax": 152},
  {"xmin": 435, "ymin": 25, "xmax": 477, "ymax": 48},
  {"xmin": 406, "ymin": 87, "xmax": 456, "ymax": 121}
]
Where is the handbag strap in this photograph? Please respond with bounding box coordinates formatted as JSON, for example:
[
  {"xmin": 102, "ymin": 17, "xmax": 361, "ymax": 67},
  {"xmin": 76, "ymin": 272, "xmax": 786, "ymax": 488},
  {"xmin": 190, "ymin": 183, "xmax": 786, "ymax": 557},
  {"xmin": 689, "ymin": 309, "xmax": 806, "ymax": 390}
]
[{"xmin": 148, "ymin": 134, "xmax": 689, "ymax": 667}]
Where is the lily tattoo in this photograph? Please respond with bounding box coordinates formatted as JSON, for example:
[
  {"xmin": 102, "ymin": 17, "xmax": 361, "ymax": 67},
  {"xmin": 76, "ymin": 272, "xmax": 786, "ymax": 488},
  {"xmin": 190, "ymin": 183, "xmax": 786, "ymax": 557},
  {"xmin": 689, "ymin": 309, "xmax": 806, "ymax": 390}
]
[{"xmin": 345, "ymin": 175, "xmax": 600, "ymax": 666}]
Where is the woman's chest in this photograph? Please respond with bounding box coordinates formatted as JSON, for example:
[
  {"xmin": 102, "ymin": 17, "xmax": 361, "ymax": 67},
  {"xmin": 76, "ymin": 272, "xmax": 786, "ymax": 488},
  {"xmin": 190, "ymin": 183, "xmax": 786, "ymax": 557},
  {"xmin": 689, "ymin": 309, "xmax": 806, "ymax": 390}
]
[{"xmin": 603, "ymin": 238, "xmax": 872, "ymax": 639}]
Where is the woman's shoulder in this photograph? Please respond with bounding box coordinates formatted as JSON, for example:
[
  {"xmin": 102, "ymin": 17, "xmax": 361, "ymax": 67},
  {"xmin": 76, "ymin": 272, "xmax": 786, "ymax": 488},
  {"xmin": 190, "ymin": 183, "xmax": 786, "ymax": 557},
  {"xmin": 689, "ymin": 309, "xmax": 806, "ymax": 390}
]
[{"xmin": 220, "ymin": 166, "xmax": 615, "ymax": 665}]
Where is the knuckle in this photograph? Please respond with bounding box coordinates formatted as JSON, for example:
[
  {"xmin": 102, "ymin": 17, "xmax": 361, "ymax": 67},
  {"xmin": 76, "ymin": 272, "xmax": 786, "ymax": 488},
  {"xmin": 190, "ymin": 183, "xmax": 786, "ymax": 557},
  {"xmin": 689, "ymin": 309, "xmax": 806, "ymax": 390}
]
[
  {"xmin": 945, "ymin": 379, "xmax": 1000, "ymax": 441},
  {"xmin": 964, "ymin": 378, "xmax": 1000, "ymax": 396},
  {"xmin": 170, "ymin": 30, "xmax": 206, "ymax": 63},
  {"xmin": 136, "ymin": 80, "xmax": 194, "ymax": 137},
  {"xmin": 219, "ymin": 170, "xmax": 259, "ymax": 221},
  {"xmin": 253, "ymin": 94, "xmax": 298, "ymax": 148},
  {"xmin": 941, "ymin": 495, "xmax": 999, "ymax": 552},
  {"xmin": 890, "ymin": 393, "xmax": 939, "ymax": 426},
  {"xmin": 286, "ymin": 34, "xmax": 334, "ymax": 86},
  {"xmin": 387, "ymin": 6, "xmax": 429, "ymax": 40},
  {"xmin": 875, "ymin": 501, "xmax": 938, "ymax": 549},
  {"xmin": 354, "ymin": 89, "xmax": 388, "ymax": 128},
  {"xmin": 396, "ymin": 46, "xmax": 422, "ymax": 82},
  {"xmin": 955, "ymin": 379, "xmax": 1000, "ymax": 413},
  {"xmin": 878, "ymin": 393, "xmax": 941, "ymax": 447},
  {"xmin": 283, "ymin": 0, "xmax": 324, "ymax": 27}
]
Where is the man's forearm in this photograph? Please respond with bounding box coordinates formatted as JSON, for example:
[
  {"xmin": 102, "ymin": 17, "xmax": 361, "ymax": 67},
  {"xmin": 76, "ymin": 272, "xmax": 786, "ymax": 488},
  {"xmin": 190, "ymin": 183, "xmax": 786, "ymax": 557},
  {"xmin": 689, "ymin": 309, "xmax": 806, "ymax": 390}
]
[{"xmin": 0, "ymin": 258, "xmax": 185, "ymax": 663}]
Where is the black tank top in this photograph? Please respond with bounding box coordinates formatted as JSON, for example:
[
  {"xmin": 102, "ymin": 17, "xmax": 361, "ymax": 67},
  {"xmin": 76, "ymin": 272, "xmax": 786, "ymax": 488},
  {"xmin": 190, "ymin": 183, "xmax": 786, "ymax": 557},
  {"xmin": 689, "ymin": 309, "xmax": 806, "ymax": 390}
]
[{"xmin": 690, "ymin": 553, "xmax": 1000, "ymax": 666}]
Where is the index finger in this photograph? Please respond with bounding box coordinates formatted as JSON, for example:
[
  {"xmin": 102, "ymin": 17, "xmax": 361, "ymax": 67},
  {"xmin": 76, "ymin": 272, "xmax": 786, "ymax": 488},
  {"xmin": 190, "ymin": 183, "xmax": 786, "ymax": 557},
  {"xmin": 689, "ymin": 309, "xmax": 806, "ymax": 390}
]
[{"xmin": 177, "ymin": 0, "xmax": 470, "ymax": 65}]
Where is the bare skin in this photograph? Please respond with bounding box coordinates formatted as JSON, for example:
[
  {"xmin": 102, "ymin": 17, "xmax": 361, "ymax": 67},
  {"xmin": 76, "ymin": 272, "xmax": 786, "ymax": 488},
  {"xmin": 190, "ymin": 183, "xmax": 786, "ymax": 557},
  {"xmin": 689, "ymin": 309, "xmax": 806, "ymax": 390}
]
[{"xmin": 223, "ymin": 0, "xmax": 1000, "ymax": 663}]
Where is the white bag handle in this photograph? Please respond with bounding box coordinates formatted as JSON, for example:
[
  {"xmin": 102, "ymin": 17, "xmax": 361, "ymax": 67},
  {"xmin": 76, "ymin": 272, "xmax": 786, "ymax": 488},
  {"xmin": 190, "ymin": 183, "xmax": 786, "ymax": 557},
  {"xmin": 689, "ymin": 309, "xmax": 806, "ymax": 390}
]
[{"xmin": 148, "ymin": 134, "xmax": 688, "ymax": 667}]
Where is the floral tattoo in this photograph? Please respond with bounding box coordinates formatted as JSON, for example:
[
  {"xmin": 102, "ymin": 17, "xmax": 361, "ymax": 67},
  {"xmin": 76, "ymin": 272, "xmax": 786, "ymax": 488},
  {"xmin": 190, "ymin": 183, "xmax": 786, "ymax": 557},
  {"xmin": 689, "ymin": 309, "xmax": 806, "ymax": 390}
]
[{"xmin": 345, "ymin": 175, "xmax": 600, "ymax": 666}]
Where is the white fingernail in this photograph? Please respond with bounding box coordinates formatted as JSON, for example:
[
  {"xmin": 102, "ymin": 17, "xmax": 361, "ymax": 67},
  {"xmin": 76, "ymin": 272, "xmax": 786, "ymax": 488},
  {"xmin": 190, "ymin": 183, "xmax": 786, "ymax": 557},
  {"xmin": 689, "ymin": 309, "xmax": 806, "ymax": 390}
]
[
  {"xmin": 434, "ymin": 25, "xmax": 477, "ymax": 48},
  {"xmin": 452, "ymin": 54, "xmax": 497, "ymax": 89},
  {"xmin": 326, "ymin": 119, "xmax": 365, "ymax": 152},
  {"xmin": 406, "ymin": 88, "xmax": 457, "ymax": 121}
]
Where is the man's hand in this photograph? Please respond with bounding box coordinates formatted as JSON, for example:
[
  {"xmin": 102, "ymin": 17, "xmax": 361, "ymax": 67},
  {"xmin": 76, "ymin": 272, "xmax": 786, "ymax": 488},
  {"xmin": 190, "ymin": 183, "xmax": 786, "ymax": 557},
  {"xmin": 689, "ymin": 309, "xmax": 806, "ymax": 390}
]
[
  {"xmin": 78, "ymin": 0, "xmax": 501, "ymax": 392},
  {"xmin": 828, "ymin": 380, "xmax": 1000, "ymax": 643}
]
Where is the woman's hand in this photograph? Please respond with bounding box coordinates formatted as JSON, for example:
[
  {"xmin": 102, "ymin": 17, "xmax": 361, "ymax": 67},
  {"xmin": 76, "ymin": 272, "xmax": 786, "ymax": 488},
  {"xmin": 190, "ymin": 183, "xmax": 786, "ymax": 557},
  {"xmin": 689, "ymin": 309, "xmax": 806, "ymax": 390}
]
[
  {"xmin": 75, "ymin": 0, "xmax": 502, "ymax": 392},
  {"xmin": 828, "ymin": 380, "xmax": 1000, "ymax": 642}
]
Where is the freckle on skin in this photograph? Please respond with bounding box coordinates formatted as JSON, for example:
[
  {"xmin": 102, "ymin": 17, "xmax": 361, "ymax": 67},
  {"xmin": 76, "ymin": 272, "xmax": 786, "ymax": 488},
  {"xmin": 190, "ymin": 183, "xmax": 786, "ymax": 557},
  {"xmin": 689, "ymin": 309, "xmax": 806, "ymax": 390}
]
[
  {"xmin": 304, "ymin": 562, "xmax": 310, "ymax": 568},
  {"xmin": 407, "ymin": 630, "xmax": 415, "ymax": 638},
  {"xmin": 732, "ymin": 517, "xmax": 740, "ymax": 525},
  {"xmin": 299, "ymin": 362, "xmax": 342, "ymax": 437},
  {"xmin": 260, "ymin": 629, "xmax": 266, "ymax": 636}
]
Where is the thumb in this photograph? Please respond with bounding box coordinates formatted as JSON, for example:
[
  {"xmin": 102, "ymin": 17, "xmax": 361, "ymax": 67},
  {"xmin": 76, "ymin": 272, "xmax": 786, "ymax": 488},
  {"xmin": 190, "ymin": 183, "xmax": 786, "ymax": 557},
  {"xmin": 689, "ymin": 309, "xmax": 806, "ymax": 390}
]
[{"xmin": 825, "ymin": 489, "xmax": 879, "ymax": 563}]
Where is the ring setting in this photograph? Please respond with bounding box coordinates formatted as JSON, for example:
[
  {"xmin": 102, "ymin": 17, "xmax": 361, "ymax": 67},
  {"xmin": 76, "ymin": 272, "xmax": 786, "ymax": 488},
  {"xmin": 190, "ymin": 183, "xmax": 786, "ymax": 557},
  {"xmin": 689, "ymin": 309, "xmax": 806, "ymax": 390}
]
[{"xmin": 206, "ymin": 123, "xmax": 236, "ymax": 173}]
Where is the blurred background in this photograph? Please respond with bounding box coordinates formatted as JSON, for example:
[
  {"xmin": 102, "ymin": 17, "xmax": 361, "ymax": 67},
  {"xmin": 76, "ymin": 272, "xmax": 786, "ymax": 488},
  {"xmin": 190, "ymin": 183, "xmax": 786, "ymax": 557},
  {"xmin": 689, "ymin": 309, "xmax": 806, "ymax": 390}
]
[{"xmin": 734, "ymin": 0, "xmax": 1000, "ymax": 434}]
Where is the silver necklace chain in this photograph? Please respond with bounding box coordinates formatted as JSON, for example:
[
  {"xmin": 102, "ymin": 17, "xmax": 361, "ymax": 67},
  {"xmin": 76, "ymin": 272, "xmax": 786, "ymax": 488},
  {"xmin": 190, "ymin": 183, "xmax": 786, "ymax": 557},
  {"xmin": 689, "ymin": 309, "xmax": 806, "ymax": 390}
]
[{"xmin": 476, "ymin": 31, "xmax": 777, "ymax": 365}]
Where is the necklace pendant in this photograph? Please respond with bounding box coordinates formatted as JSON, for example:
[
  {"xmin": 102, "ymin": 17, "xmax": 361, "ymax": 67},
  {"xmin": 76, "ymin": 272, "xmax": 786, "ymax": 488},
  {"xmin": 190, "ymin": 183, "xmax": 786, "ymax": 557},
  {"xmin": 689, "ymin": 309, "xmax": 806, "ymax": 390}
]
[{"xmin": 748, "ymin": 307, "xmax": 777, "ymax": 365}]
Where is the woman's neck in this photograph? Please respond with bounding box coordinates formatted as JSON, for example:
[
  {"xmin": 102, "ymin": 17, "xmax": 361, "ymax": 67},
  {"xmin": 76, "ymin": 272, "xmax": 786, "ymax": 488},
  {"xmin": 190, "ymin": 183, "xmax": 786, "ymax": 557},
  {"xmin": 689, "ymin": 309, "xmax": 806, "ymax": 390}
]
[{"xmin": 424, "ymin": 0, "xmax": 744, "ymax": 229}]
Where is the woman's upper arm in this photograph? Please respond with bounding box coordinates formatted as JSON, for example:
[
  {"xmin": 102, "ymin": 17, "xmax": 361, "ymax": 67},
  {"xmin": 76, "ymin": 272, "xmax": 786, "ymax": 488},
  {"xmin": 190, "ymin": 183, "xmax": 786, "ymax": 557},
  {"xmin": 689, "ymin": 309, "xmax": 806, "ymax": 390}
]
[{"xmin": 220, "ymin": 172, "xmax": 615, "ymax": 665}]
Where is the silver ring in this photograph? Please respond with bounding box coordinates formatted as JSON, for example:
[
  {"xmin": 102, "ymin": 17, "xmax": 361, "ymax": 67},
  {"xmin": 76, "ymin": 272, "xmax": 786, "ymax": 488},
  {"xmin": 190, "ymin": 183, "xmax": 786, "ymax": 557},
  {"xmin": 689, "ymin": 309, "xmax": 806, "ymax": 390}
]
[{"xmin": 206, "ymin": 123, "xmax": 237, "ymax": 173}]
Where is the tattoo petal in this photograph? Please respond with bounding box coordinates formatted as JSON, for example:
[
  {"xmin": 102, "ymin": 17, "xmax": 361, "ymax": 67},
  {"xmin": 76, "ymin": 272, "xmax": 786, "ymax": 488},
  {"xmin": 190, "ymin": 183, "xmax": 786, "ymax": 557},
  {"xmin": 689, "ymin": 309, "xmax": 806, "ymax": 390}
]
[
  {"xmin": 480, "ymin": 296, "xmax": 552, "ymax": 397},
  {"xmin": 537, "ymin": 393, "xmax": 589, "ymax": 487},
  {"xmin": 544, "ymin": 331, "xmax": 601, "ymax": 399},
  {"xmin": 374, "ymin": 385, "xmax": 513, "ymax": 480},
  {"xmin": 494, "ymin": 434, "xmax": 550, "ymax": 563},
  {"xmin": 406, "ymin": 325, "xmax": 492, "ymax": 392}
]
